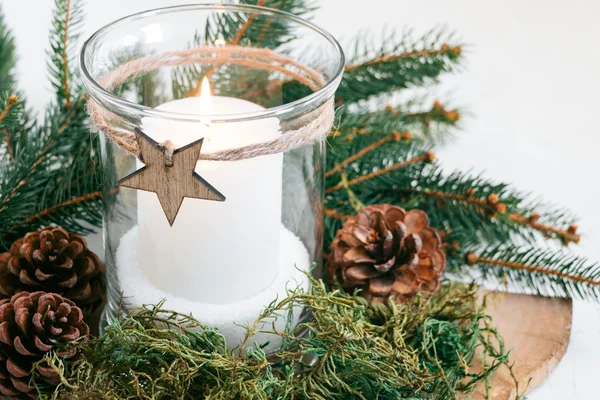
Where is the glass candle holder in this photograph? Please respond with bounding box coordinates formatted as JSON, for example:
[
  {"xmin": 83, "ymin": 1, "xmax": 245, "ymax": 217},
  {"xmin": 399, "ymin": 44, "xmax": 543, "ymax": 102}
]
[{"xmin": 80, "ymin": 4, "xmax": 344, "ymax": 352}]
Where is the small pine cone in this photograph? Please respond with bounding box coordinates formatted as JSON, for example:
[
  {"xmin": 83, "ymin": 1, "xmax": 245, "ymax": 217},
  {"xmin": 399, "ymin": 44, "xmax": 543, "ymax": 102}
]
[
  {"xmin": 0, "ymin": 292, "xmax": 89, "ymax": 399},
  {"xmin": 0, "ymin": 227, "xmax": 105, "ymax": 318},
  {"xmin": 326, "ymin": 204, "xmax": 446, "ymax": 303}
]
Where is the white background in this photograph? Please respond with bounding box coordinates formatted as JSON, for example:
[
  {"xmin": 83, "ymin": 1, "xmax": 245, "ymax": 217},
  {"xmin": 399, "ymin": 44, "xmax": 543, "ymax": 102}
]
[{"xmin": 2, "ymin": 0, "xmax": 600, "ymax": 398}]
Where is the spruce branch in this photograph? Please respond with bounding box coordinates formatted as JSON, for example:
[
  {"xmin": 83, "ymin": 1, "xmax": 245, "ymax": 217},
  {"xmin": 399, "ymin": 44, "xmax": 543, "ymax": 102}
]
[
  {"xmin": 0, "ymin": 6, "xmax": 16, "ymax": 93},
  {"xmin": 0, "ymin": 100, "xmax": 83, "ymax": 215},
  {"xmin": 508, "ymin": 212, "xmax": 580, "ymax": 245},
  {"xmin": 187, "ymin": 0, "xmax": 269, "ymax": 96},
  {"xmin": 49, "ymin": 0, "xmax": 84, "ymax": 108},
  {"xmin": 61, "ymin": 0, "xmax": 72, "ymax": 107},
  {"xmin": 0, "ymin": 94, "xmax": 19, "ymax": 159},
  {"xmin": 0, "ymin": 0, "xmax": 103, "ymax": 249},
  {"xmin": 186, "ymin": 0, "xmax": 315, "ymax": 96},
  {"xmin": 326, "ymin": 151, "xmax": 435, "ymax": 194},
  {"xmin": 338, "ymin": 28, "xmax": 463, "ymax": 104},
  {"xmin": 325, "ymin": 151, "xmax": 580, "ymax": 252},
  {"xmin": 0, "ymin": 94, "xmax": 17, "ymax": 124},
  {"xmin": 229, "ymin": 0, "xmax": 268, "ymax": 44},
  {"xmin": 6, "ymin": 190, "xmax": 104, "ymax": 233},
  {"xmin": 459, "ymin": 246, "xmax": 600, "ymax": 300},
  {"xmin": 325, "ymin": 130, "xmax": 408, "ymax": 178},
  {"xmin": 344, "ymin": 46, "xmax": 462, "ymax": 73},
  {"xmin": 395, "ymin": 184, "xmax": 506, "ymax": 217},
  {"xmin": 338, "ymin": 98, "xmax": 461, "ymax": 143}
]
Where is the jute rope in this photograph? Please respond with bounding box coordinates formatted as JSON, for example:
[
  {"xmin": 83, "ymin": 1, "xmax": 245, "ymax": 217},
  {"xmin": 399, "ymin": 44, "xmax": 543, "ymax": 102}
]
[{"xmin": 87, "ymin": 46, "xmax": 334, "ymax": 161}]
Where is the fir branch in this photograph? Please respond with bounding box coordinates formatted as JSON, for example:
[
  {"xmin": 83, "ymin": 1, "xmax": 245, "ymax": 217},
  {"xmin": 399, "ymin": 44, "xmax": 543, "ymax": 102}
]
[
  {"xmin": 61, "ymin": 0, "xmax": 72, "ymax": 107},
  {"xmin": 186, "ymin": 0, "xmax": 315, "ymax": 96},
  {"xmin": 326, "ymin": 151, "xmax": 435, "ymax": 194},
  {"xmin": 6, "ymin": 190, "xmax": 104, "ymax": 233},
  {"xmin": 230, "ymin": 0, "xmax": 267, "ymax": 45},
  {"xmin": 390, "ymin": 173, "xmax": 580, "ymax": 246},
  {"xmin": 0, "ymin": 100, "xmax": 82, "ymax": 215},
  {"xmin": 461, "ymin": 246, "xmax": 600, "ymax": 300},
  {"xmin": 49, "ymin": 0, "xmax": 84, "ymax": 108},
  {"xmin": 0, "ymin": 94, "xmax": 17, "ymax": 123},
  {"xmin": 344, "ymin": 46, "xmax": 461, "ymax": 72},
  {"xmin": 0, "ymin": 94, "xmax": 19, "ymax": 159},
  {"xmin": 396, "ymin": 185, "xmax": 506, "ymax": 216},
  {"xmin": 400, "ymin": 101, "xmax": 461, "ymax": 128},
  {"xmin": 381, "ymin": 166, "xmax": 576, "ymax": 247},
  {"xmin": 187, "ymin": 0, "xmax": 268, "ymax": 95},
  {"xmin": 0, "ymin": 6, "xmax": 16, "ymax": 93},
  {"xmin": 338, "ymin": 28, "xmax": 463, "ymax": 104},
  {"xmin": 325, "ymin": 130, "xmax": 408, "ymax": 178},
  {"xmin": 324, "ymin": 151, "xmax": 580, "ymax": 253},
  {"xmin": 338, "ymin": 98, "xmax": 461, "ymax": 143},
  {"xmin": 0, "ymin": 0, "xmax": 103, "ymax": 248},
  {"xmin": 508, "ymin": 212, "xmax": 580, "ymax": 245}
]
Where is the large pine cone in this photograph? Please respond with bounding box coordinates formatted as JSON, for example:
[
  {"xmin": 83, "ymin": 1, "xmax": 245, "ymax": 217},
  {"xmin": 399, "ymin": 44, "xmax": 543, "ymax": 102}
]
[
  {"xmin": 0, "ymin": 291, "xmax": 89, "ymax": 399},
  {"xmin": 0, "ymin": 228, "xmax": 105, "ymax": 315},
  {"xmin": 326, "ymin": 204, "xmax": 446, "ymax": 302}
]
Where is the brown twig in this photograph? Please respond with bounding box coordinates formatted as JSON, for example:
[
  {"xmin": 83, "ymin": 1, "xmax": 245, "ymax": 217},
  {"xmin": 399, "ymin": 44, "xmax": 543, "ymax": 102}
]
[
  {"xmin": 346, "ymin": 127, "xmax": 371, "ymax": 135},
  {"xmin": 188, "ymin": 0, "xmax": 267, "ymax": 97},
  {"xmin": 62, "ymin": 0, "xmax": 72, "ymax": 109},
  {"xmin": 396, "ymin": 188, "xmax": 507, "ymax": 215},
  {"xmin": 325, "ymin": 131, "xmax": 408, "ymax": 178},
  {"xmin": 508, "ymin": 213, "xmax": 580, "ymax": 245},
  {"xmin": 0, "ymin": 94, "xmax": 17, "ymax": 124},
  {"xmin": 0, "ymin": 96, "xmax": 18, "ymax": 159},
  {"xmin": 324, "ymin": 208, "xmax": 351, "ymax": 221},
  {"xmin": 344, "ymin": 46, "xmax": 461, "ymax": 72},
  {"xmin": 230, "ymin": 0, "xmax": 267, "ymax": 45},
  {"xmin": 326, "ymin": 152, "xmax": 435, "ymax": 194},
  {"xmin": 467, "ymin": 253, "xmax": 599, "ymax": 286},
  {"xmin": 2, "ymin": 130, "xmax": 15, "ymax": 159},
  {"xmin": 386, "ymin": 101, "xmax": 460, "ymax": 124}
]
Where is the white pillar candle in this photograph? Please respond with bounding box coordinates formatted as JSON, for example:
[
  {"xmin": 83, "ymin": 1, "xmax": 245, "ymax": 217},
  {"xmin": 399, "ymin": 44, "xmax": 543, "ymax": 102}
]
[{"xmin": 137, "ymin": 80, "xmax": 282, "ymax": 304}]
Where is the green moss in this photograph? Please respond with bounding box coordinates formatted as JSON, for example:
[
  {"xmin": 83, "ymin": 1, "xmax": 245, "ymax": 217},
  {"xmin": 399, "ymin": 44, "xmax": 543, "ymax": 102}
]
[{"xmin": 44, "ymin": 279, "xmax": 521, "ymax": 400}]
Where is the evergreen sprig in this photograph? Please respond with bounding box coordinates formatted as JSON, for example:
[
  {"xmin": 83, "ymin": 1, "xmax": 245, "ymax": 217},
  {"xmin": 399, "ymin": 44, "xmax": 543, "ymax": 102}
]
[
  {"xmin": 0, "ymin": 1, "xmax": 593, "ymax": 398},
  {"xmin": 338, "ymin": 98, "xmax": 461, "ymax": 143},
  {"xmin": 323, "ymin": 111, "xmax": 590, "ymax": 299},
  {"xmin": 0, "ymin": 0, "xmax": 596, "ymax": 306},
  {"xmin": 177, "ymin": 0, "xmax": 316, "ymax": 98},
  {"xmin": 338, "ymin": 28, "xmax": 463, "ymax": 105},
  {"xmin": 453, "ymin": 246, "xmax": 600, "ymax": 300},
  {"xmin": 206, "ymin": 0, "xmax": 315, "ymax": 49},
  {"xmin": 49, "ymin": 0, "xmax": 84, "ymax": 108},
  {"xmin": 0, "ymin": 0, "xmax": 103, "ymax": 250},
  {"xmin": 0, "ymin": 7, "xmax": 16, "ymax": 94}
]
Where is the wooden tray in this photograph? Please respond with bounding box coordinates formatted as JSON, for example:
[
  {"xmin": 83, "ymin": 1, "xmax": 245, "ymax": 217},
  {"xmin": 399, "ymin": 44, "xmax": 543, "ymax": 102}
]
[{"xmin": 469, "ymin": 291, "xmax": 573, "ymax": 399}]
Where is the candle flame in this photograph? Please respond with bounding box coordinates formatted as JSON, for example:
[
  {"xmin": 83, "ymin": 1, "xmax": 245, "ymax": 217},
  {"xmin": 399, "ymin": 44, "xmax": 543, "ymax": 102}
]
[
  {"xmin": 199, "ymin": 77, "xmax": 212, "ymax": 125},
  {"xmin": 200, "ymin": 77, "xmax": 211, "ymax": 97}
]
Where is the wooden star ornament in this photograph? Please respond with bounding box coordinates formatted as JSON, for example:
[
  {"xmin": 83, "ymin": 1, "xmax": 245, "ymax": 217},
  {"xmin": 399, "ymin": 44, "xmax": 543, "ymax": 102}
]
[{"xmin": 119, "ymin": 128, "xmax": 225, "ymax": 226}]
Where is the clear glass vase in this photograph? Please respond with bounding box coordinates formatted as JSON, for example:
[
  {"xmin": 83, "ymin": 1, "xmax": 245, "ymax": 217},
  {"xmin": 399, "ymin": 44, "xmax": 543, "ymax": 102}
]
[{"xmin": 80, "ymin": 4, "xmax": 344, "ymax": 352}]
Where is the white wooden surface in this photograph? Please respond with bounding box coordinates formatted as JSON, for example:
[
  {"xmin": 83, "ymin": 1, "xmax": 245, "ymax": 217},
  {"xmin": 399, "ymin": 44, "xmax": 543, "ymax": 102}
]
[{"xmin": 2, "ymin": 0, "xmax": 599, "ymax": 398}]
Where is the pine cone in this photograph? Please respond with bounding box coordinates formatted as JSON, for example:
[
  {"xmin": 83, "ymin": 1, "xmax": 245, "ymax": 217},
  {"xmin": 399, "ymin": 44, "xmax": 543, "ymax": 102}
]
[
  {"xmin": 0, "ymin": 291, "xmax": 89, "ymax": 399},
  {"xmin": 326, "ymin": 204, "xmax": 446, "ymax": 302},
  {"xmin": 0, "ymin": 227, "xmax": 105, "ymax": 317}
]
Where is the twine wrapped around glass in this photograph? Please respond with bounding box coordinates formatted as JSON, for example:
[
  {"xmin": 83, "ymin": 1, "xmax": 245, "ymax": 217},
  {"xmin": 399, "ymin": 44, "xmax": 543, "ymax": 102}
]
[{"xmin": 80, "ymin": 4, "xmax": 344, "ymax": 352}]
